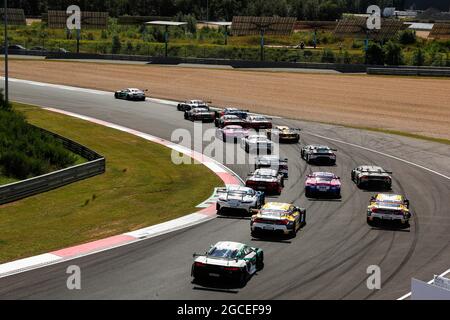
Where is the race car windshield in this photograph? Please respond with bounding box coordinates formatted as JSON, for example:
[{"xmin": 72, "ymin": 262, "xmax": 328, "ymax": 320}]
[
  {"xmin": 253, "ymin": 174, "xmax": 274, "ymax": 179},
  {"xmin": 316, "ymin": 177, "xmax": 332, "ymax": 182},
  {"xmin": 260, "ymin": 209, "xmax": 285, "ymax": 217},
  {"xmin": 228, "ymin": 190, "xmax": 254, "ymax": 196},
  {"xmin": 377, "ymin": 202, "xmax": 402, "ymax": 208},
  {"xmin": 208, "ymin": 248, "xmax": 239, "ymax": 259}
]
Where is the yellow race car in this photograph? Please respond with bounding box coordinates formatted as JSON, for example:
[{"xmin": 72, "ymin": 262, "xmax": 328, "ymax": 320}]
[
  {"xmin": 367, "ymin": 193, "xmax": 411, "ymax": 228},
  {"xmin": 266, "ymin": 126, "xmax": 300, "ymax": 143},
  {"xmin": 251, "ymin": 202, "xmax": 306, "ymax": 237}
]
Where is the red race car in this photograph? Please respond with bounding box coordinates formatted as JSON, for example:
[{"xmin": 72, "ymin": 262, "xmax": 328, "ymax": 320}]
[
  {"xmin": 245, "ymin": 168, "xmax": 284, "ymax": 195},
  {"xmin": 305, "ymin": 172, "xmax": 341, "ymax": 198},
  {"xmin": 245, "ymin": 115, "xmax": 272, "ymax": 130}
]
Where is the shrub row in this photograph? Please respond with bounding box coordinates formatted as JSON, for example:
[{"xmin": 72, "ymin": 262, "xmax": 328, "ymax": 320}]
[{"xmin": 0, "ymin": 96, "xmax": 77, "ymax": 180}]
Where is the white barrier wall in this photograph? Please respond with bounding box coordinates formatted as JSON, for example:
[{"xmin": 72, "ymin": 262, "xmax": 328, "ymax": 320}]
[{"xmin": 411, "ymin": 277, "xmax": 450, "ymax": 300}]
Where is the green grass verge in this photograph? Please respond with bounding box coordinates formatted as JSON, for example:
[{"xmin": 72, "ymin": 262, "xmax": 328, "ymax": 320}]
[{"xmin": 0, "ymin": 103, "xmax": 222, "ymax": 263}]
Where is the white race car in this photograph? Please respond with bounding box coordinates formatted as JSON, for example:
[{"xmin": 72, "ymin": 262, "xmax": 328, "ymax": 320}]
[
  {"xmin": 216, "ymin": 185, "xmax": 265, "ymax": 215},
  {"xmin": 241, "ymin": 134, "xmax": 274, "ymax": 154}
]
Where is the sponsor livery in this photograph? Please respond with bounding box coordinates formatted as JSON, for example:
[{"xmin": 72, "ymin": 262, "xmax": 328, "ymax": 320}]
[
  {"xmin": 251, "ymin": 202, "xmax": 306, "ymax": 237},
  {"xmin": 352, "ymin": 165, "xmax": 392, "ymax": 189},
  {"xmin": 367, "ymin": 193, "xmax": 411, "ymax": 228},
  {"xmin": 114, "ymin": 88, "xmax": 146, "ymax": 101},
  {"xmin": 267, "ymin": 126, "xmax": 300, "ymax": 143},
  {"xmin": 177, "ymin": 100, "xmax": 208, "ymax": 111},
  {"xmin": 301, "ymin": 145, "xmax": 337, "ymax": 165},
  {"xmin": 216, "ymin": 185, "xmax": 265, "ymax": 215},
  {"xmin": 246, "ymin": 168, "xmax": 284, "ymax": 195},
  {"xmin": 191, "ymin": 241, "xmax": 264, "ymax": 285},
  {"xmin": 305, "ymin": 172, "xmax": 341, "ymax": 198}
]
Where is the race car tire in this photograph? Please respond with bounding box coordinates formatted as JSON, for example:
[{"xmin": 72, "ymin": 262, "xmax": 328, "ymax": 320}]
[
  {"xmin": 305, "ymin": 189, "xmax": 312, "ymax": 198},
  {"xmin": 367, "ymin": 218, "xmax": 376, "ymax": 227},
  {"xmin": 245, "ymin": 144, "xmax": 249, "ymax": 153},
  {"xmin": 184, "ymin": 113, "xmax": 188, "ymax": 120},
  {"xmin": 256, "ymin": 252, "xmax": 264, "ymax": 271},
  {"xmin": 114, "ymin": 93, "xmax": 119, "ymax": 99},
  {"xmin": 290, "ymin": 222, "xmax": 297, "ymax": 237},
  {"xmin": 277, "ymin": 186, "xmax": 282, "ymax": 195},
  {"xmin": 238, "ymin": 269, "xmax": 248, "ymax": 287},
  {"xmin": 300, "ymin": 211, "xmax": 307, "ymax": 227},
  {"xmin": 126, "ymin": 94, "xmax": 131, "ymax": 100}
]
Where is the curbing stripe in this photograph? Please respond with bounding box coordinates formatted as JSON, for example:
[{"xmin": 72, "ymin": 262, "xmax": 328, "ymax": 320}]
[{"xmin": 0, "ymin": 107, "xmax": 243, "ymax": 278}]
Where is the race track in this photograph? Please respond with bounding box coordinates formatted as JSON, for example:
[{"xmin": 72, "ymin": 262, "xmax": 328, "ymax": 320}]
[{"xmin": 0, "ymin": 80, "xmax": 449, "ymax": 299}]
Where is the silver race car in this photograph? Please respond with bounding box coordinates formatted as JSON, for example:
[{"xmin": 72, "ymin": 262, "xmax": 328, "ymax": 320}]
[
  {"xmin": 114, "ymin": 88, "xmax": 146, "ymax": 101},
  {"xmin": 216, "ymin": 185, "xmax": 265, "ymax": 215},
  {"xmin": 241, "ymin": 134, "xmax": 274, "ymax": 154},
  {"xmin": 352, "ymin": 165, "xmax": 392, "ymax": 189}
]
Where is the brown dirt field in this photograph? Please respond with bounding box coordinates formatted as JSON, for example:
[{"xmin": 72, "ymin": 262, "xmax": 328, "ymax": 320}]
[{"xmin": 2, "ymin": 59, "xmax": 450, "ymax": 140}]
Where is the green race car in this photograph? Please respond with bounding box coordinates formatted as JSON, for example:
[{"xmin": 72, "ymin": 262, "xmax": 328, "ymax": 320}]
[{"xmin": 191, "ymin": 241, "xmax": 264, "ymax": 286}]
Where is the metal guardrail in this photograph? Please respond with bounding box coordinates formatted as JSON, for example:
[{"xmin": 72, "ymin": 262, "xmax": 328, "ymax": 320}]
[
  {"xmin": 367, "ymin": 67, "xmax": 450, "ymax": 77},
  {"xmin": 0, "ymin": 125, "xmax": 105, "ymax": 205}
]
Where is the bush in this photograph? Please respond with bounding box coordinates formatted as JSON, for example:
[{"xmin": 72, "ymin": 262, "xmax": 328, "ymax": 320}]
[
  {"xmin": 111, "ymin": 34, "xmax": 121, "ymax": 54},
  {"xmin": 412, "ymin": 48, "xmax": 425, "ymax": 66},
  {"xmin": 0, "ymin": 102, "xmax": 77, "ymax": 180},
  {"xmin": 321, "ymin": 48, "xmax": 336, "ymax": 63},
  {"xmin": 0, "ymin": 90, "xmax": 11, "ymax": 111},
  {"xmin": 365, "ymin": 43, "xmax": 384, "ymax": 65},
  {"xmin": 384, "ymin": 41, "xmax": 404, "ymax": 66},
  {"xmin": 398, "ymin": 30, "xmax": 416, "ymax": 45}
]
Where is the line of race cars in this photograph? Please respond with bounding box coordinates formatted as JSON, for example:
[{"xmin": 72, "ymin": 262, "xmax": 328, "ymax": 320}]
[
  {"xmin": 176, "ymin": 99, "xmax": 412, "ymax": 286},
  {"xmin": 114, "ymin": 91, "xmax": 412, "ymax": 286}
]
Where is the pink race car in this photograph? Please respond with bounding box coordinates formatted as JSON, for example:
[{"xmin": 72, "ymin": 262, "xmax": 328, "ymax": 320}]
[
  {"xmin": 305, "ymin": 172, "xmax": 341, "ymax": 198},
  {"xmin": 216, "ymin": 125, "xmax": 250, "ymax": 143}
]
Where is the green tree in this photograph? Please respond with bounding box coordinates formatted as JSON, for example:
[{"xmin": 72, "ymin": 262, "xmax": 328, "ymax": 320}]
[
  {"xmin": 321, "ymin": 48, "xmax": 336, "ymax": 63},
  {"xmin": 384, "ymin": 41, "xmax": 403, "ymax": 66},
  {"xmin": 412, "ymin": 48, "xmax": 425, "ymax": 66},
  {"xmin": 111, "ymin": 34, "xmax": 122, "ymax": 54},
  {"xmin": 398, "ymin": 30, "xmax": 416, "ymax": 45},
  {"xmin": 365, "ymin": 43, "xmax": 384, "ymax": 65}
]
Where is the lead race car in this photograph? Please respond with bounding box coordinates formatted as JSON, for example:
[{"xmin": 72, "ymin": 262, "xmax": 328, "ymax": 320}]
[
  {"xmin": 301, "ymin": 145, "xmax": 337, "ymax": 165},
  {"xmin": 216, "ymin": 185, "xmax": 265, "ymax": 215},
  {"xmin": 266, "ymin": 126, "xmax": 300, "ymax": 143},
  {"xmin": 250, "ymin": 202, "xmax": 306, "ymax": 237},
  {"xmin": 366, "ymin": 193, "xmax": 411, "ymax": 228},
  {"xmin": 305, "ymin": 172, "xmax": 341, "ymax": 198},
  {"xmin": 245, "ymin": 168, "xmax": 284, "ymax": 195},
  {"xmin": 191, "ymin": 241, "xmax": 264, "ymax": 286},
  {"xmin": 114, "ymin": 88, "xmax": 147, "ymax": 101},
  {"xmin": 352, "ymin": 165, "xmax": 392, "ymax": 190}
]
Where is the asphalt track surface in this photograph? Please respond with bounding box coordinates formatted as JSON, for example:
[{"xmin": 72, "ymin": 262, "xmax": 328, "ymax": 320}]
[{"xmin": 0, "ymin": 80, "xmax": 449, "ymax": 299}]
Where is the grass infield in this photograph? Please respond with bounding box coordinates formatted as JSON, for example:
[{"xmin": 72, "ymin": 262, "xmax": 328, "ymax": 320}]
[{"xmin": 0, "ymin": 103, "xmax": 222, "ymax": 263}]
